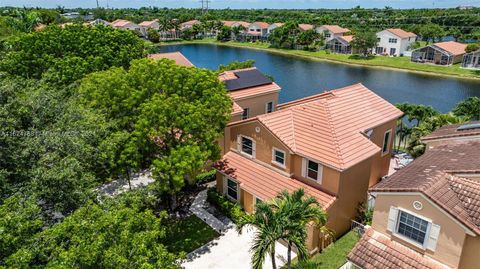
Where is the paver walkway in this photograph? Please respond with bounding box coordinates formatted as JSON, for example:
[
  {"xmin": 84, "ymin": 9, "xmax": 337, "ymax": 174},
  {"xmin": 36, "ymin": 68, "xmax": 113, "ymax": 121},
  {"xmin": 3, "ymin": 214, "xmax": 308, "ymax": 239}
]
[
  {"xmin": 189, "ymin": 189, "xmax": 232, "ymax": 234},
  {"xmin": 183, "ymin": 188, "xmax": 296, "ymax": 269},
  {"xmin": 97, "ymin": 170, "xmax": 154, "ymax": 196}
]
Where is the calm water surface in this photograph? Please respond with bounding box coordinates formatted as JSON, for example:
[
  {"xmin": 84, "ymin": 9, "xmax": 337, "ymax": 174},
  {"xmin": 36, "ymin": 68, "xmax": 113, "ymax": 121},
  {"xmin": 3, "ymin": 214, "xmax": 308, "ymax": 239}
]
[{"xmin": 159, "ymin": 44, "xmax": 480, "ymax": 113}]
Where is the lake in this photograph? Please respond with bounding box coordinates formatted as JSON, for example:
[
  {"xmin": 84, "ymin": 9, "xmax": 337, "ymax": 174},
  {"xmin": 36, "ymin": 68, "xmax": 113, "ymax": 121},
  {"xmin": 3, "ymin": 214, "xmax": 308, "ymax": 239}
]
[{"xmin": 159, "ymin": 44, "xmax": 480, "ymax": 113}]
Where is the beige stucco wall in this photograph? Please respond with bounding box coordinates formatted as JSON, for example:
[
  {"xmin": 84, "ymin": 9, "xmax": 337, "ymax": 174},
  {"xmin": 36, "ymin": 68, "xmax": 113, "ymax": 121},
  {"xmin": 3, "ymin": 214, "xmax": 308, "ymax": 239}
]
[
  {"xmin": 242, "ymin": 190, "xmax": 255, "ymax": 213},
  {"xmin": 291, "ymin": 155, "xmax": 341, "ymax": 195},
  {"xmin": 368, "ymin": 120, "xmax": 396, "ymax": 187},
  {"xmin": 372, "ymin": 194, "xmax": 468, "ymax": 268},
  {"xmin": 459, "ymin": 234, "xmax": 480, "ymax": 269},
  {"xmin": 228, "ymin": 121, "xmax": 292, "ymax": 174},
  {"xmin": 234, "ymin": 92, "xmax": 279, "ymax": 119},
  {"xmin": 326, "ymin": 158, "xmax": 373, "ymax": 237}
]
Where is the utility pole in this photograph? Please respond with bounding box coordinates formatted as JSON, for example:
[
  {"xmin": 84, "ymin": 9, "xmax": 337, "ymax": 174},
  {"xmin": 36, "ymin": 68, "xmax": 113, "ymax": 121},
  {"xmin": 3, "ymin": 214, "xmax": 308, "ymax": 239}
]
[
  {"xmin": 96, "ymin": 0, "xmax": 99, "ymax": 8},
  {"xmin": 200, "ymin": 0, "xmax": 210, "ymax": 15}
]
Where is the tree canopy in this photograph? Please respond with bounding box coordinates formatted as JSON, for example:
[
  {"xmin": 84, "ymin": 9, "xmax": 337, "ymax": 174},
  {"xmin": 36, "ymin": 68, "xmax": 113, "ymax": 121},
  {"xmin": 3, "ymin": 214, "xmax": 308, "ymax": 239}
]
[{"xmin": 0, "ymin": 24, "xmax": 145, "ymax": 84}]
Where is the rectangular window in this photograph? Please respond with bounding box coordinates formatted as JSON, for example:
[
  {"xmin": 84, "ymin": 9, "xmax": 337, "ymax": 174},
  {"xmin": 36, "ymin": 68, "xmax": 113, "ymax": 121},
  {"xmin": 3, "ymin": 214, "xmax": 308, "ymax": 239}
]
[
  {"xmin": 256, "ymin": 197, "xmax": 262, "ymax": 204},
  {"xmin": 324, "ymin": 33, "xmax": 331, "ymax": 38},
  {"xmin": 227, "ymin": 179, "xmax": 238, "ymax": 200},
  {"xmin": 241, "ymin": 136, "xmax": 253, "ymax": 156},
  {"xmin": 377, "ymin": 37, "xmax": 381, "ymax": 42},
  {"xmin": 382, "ymin": 130, "xmax": 392, "ymax": 155},
  {"xmin": 266, "ymin": 102, "xmax": 274, "ymax": 113},
  {"xmin": 242, "ymin": 108, "xmax": 250, "ymax": 120},
  {"xmin": 397, "ymin": 211, "xmax": 429, "ymax": 245},
  {"xmin": 388, "ymin": 38, "xmax": 398, "ymax": 43},
  {"xmin": 272, "ymin": 148, "xmax": 285, "ymax": 166},
  {"xmin": 390, "ymin": 48, "xmax": 397, "ymax": 55},
  {"xmin": 307, "ymin": 160, "xmax": 319, "ymax": 180}
]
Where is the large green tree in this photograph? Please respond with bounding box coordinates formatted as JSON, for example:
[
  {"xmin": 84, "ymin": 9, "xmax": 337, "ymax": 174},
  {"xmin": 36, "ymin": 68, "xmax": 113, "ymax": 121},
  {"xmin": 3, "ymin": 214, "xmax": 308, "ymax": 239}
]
[
  {"xmin": 351, "ymin": 30, "xmax": 377, "ymax": 56},
  {"xmin": 453, "ymin": 97, "xmax": 480, "ymax": 121},
  {"xmin": 78, "ymin": 59, "xmax": 232, "ymax": 207},
  {"xmin": 0, "ymin": 24, "xmax": 145, "ymax": 84}
]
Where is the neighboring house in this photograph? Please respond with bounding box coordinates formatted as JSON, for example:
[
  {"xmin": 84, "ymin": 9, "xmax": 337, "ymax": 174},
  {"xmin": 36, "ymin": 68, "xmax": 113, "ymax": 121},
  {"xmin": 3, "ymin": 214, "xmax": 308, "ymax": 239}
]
[
  {"xmin": 462, "ymin": 49, "xmax": 480, "ymax": 69},
  {"xmin": 89, "ymin": 19, "xmax": 110, "ymax": 26},
  {"xmin": 139, "ymin": 19, "xmax": 159, "ymax": 37},
  {"xmin": 60, "ymin": 12, "xmax": 94, "ymax": 20},
  {"xmin": 180, "ymin": 19, "xmax": 200, "ymax": 31},
  {"xmin": 411, "ymin": 41, "xmax": 467, "ymax": 66},
  {"xmin": 247, "ymin": 22, "xmax": 270, "ymax": 38},
  {"xmin": 316, "ymin": 25, "xmax": 350, "ymax": 42},
  {"xmin": 231, "ymin": 21, "xmax": 250, "ymax": 29},
  {"xmin": 326, "ymin": 35, "xmax": 354, "ymax": 54},
  {"xmin": 148, "ymin": 52, "xmax": 195, "ymax": 67},
  {"xmin": 348, "ymin": 137, "xmax": 480, "ymax": 269},
  {"xmin": 111, "ymin": 19, "xmax": 141, "ymax": 34},
  {"xmin": 267, "ymin": 23, "xmax": 284, "ymax": 35},
  {"xmin": 214, "ymin": 83, "xmax": 403, "ymax": 252},
  {"xmin": 298, "ymin": 23, "xmax": 314, "ymax": 31},
  {"xmin": 421, "ymin": 122, "xmax": 480, "ymax": 150},
  {"xmin": 375, "ymin": 28, "xmax": 417, "ymax": 56}
]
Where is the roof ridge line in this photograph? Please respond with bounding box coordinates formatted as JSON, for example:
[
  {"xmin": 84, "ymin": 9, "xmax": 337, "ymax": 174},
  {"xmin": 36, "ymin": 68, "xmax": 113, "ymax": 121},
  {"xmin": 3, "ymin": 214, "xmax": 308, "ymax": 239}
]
[{"xmin": 323, "ymin": 101, "xmax": 344, "ymax": 167}]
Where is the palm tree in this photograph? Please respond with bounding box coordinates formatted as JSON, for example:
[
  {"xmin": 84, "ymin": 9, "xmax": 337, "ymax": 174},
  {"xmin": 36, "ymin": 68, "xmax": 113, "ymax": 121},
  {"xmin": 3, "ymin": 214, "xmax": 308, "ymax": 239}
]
[
  {"xmin": 271, "ymin": 189, "xmax": 329, "ymax": 269},
  {"xmin": 237, "ymin": 202, "xmax": 283, "ymax": 269}
]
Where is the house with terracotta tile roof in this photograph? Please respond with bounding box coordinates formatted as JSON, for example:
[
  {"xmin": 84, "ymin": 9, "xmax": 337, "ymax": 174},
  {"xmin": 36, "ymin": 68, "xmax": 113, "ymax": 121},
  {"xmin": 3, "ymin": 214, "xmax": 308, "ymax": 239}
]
[
  {"xmin": 139, "ymin": 19, "xmax": 159, "ymax": 37},
  {"xmin": 247, "ymin": 22, "xmax": 270, "ymax": 39},
  {"xmin": 411, "ymin": 41, "xmax": 467, "ymax": 66},
  {"xmin": 110, "ymin": 19, "xmax": 141, "ymax": 34},
  {"xmin": 214, "ymin": 83, "xmax": 403, "ymax": 252},
  {"xmin": 375, "ymin": 28, "xmax": 417, "ymax": 56},
  {"xmin": 298, "ymin": 23, "xmax": 314, "ymax": 31},
  {"xmin": 267, "ymin": 23, "xmax": 284, "ymax": 35},
  {"xmin": 316, "ymin": 25, "xmax": 350, "ymax": 42},
  {"xmin": 180, "ymin": 19, "xmax": 200, "ymax": 30},
  {"xmin": 326, "ymin": 35, "xmax": 354, "ymax": 54},
  {"xmin": 148, "ymin": 52, "xmax": 195, "ymax": 67},
  {"xmin": 347, "ymin": 139, "xmax": 480, "ymax": 269},
  {"xmin": 422, "ymin": 121, "xmax": 480, "ymax": 150}
]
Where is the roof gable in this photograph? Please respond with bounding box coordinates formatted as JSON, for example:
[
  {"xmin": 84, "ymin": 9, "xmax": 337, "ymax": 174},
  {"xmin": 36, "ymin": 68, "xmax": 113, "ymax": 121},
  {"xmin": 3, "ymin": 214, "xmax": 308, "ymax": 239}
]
[
  {"xmin": 384, "ymin": 28, "xmax": 417, "ymax": 39},
  {"xmin": 432, "ymin": 41, "xmax": 467, "ymax": 56},
  {"xmin": 319, "ymin": 25, "xmax": 350, "ymax": 34},
  {"xmin": 254, "ymin": 83, "xmax": 403, "ymax": 170}
]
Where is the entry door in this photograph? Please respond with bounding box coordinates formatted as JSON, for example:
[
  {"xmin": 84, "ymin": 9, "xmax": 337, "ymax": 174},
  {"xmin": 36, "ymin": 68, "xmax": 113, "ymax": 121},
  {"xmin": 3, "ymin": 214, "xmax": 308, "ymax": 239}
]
[{"xmin": 390, "ymin": 48, "xmax": 396, "ymax": 56}]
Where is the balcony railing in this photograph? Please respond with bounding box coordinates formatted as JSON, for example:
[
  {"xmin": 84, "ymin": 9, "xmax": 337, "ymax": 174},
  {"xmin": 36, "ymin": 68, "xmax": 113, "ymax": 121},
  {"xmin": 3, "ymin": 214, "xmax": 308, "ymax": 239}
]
[{"xmin": 351, "ymin": 220, "xmax": 366, "ymax": 237}]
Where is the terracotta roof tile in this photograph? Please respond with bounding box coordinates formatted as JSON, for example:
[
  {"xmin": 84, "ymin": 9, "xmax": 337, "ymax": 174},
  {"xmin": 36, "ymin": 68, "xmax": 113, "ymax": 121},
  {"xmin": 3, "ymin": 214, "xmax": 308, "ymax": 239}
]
[
  {"xmin": 180, "ymin": 20, "xmax": 200, "ymax": 27},
  {"xmin": 148, "ymin": 52, "xmax": 194, "ymax": 67},
  {"xmin": 216, "ymin": 152, "xmax": 336, "ymax": 209},
  {"xmin": 432, "ymin": 41, "xmax": 467, "ymax": 56},
  {"xmin": 139, "ymin": 19, "xmax": 158, "ymax": 27},
  {"xmin": 299, "ymin": 24, "xmax": 314, "ymax": 31},
  {"xmin": 339, "ymin": 35, "xmax": 354, "ymax": 43},
  {"xmin": 252, "ymin": 22, "xmax": 270, "ymax": 29},
  {"xmin": 269, "ymin": 23, "xmax": 284, "ymax": 28},
  {"xmin": 222, "ymin": 21, "xmax": 236, "ymax": 27},
  {"xmin": 253, "ymin": 83, "xmax": 403, "ymax": 171},
  {"xmin": 371, "ymin": 141, "xmax": 480, "ymax": 234},
  {"xmin": 232, "ymin": 102, "xmax": 243, "ymax": 115},
  {"xmin": 348, "ymin": 228, "xmax": 451, "ymax": 269},
  {"xmin": 320, "ymin": 25, "xmax": 350, "ymax": 34},
  {"xmin": 386, "ymin": 28, "xmax": 417, "ymax": 39},
  {"xmin": 111, "ymin": 19, "xmax": 133, "ymax": 27},
  {"xmin": 422, "ymin": 121, "xmax": 480, "ymax": 141}
]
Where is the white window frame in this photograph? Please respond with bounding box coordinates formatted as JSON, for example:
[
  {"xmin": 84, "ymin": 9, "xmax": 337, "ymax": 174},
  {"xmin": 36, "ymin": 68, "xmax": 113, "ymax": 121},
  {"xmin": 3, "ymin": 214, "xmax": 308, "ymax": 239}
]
[
  {"xmin": 224, "ymin": 177, "xmax": 239, "ymax": 201},
  {"xmin": 393, "ymin": 208, "xmax": 432, "ymax": 249},
  {"xmin": 301, "ymin": 158, "xmax": 323, "ymax": 183},
  {"xmin": 242, "ymin": 108, "xmax": 250, "ymax": 120},
  {"xmin": 237, "ymin": 135, "xmax": 256, "ymax": 158},
  {"xmin": 388, "ymin": 38, "xmax": 398, "ymax": 43},
  {"xmin": 265, "ymin": 101, "xmax": 274, "ymax": 113},
  {"xmin": 382, "ymin": 129, "xmax": 392, "ymax": 156},
  {"xmin": 271, "ymin": 147, "xmax": 286, "ymax": 168}
]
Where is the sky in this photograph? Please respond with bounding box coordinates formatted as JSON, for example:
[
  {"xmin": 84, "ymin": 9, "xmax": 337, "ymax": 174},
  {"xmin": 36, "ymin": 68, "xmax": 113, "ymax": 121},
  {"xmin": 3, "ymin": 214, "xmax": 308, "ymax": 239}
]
[{"xmin": 2, "ymin": 0, "xmax": 479, "ymax": 9}]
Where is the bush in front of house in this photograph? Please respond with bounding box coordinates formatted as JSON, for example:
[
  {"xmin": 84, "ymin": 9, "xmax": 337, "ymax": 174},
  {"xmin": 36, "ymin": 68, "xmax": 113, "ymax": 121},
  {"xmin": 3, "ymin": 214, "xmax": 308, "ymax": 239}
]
[
  {"xmin": 196, "ymin": 170, "xmax": 217, "ymax": 184},
  {"xmin": 207, "ymin": 187, "xmax": 245, "ymax": 223}
]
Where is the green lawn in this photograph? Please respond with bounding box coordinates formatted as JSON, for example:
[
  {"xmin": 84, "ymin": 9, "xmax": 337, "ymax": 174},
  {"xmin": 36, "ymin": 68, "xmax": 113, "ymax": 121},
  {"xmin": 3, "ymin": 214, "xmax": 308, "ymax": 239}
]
[
  {"xmin": 290, "ymin": 231, "xmax": 360, "ymax": 269},
  {"xmin": 159, "ymin": 39, "xmax": 480, "ymax": 79},
  {"xmin": 163, "ymin": 215, "xmax": 219, "ymax": 254}
]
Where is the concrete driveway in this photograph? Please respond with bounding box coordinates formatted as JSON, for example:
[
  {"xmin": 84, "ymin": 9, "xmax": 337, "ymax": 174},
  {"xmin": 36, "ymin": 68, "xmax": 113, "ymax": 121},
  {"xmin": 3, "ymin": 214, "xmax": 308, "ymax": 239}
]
[{"xmin": 181, "ymin": 225, "xmax": 296, "ymax": 269}]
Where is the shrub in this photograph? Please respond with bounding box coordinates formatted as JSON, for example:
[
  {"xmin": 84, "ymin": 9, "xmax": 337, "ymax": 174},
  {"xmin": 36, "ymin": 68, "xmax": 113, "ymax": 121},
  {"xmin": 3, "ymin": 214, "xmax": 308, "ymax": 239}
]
[
  {"xmin": 466, "ymin": 43, "xmax": 480, "ymax": 53},
  {"xmin": 196, "ymin": 170, "xmax": 216, "ymax": 184},
  {"xmin": 207, "ymin": 187, "xmax": 245, "ymax": 222},
  {"xmin": 325, "ymin": 49, "xmax": 331, "ymax": 54}
]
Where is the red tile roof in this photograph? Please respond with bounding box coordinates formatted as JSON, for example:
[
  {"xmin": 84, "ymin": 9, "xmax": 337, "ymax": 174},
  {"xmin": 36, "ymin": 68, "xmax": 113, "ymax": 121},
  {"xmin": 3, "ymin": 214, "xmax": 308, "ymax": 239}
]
[
  {"xmin": 244, "ymin": 83, "xmax": 403, "ymax": 171},
  {"xmin": 269, "ymin": 23, "xmax": 284, "ymax": 28},
  {"xmin": 371, "ymin": 141, "xmax": 480, "ymax": 235},
  {"xmin": 252, "ymin": 22, "xmax": 270, "ymax": 29},
  {"xmin": 111, "ymin": 19, "xmax": 133, "ymax": 27},
  {"xmin": 232, "ymin": 102, "xmax": 243, "ymax": 115},
  {"xmin": 148, "ymin": 52, "xmax": 194, "ymax": 67},
  {"xmin": 432, "ymin": 41, "xmax": 467, "ymax": 56},
  {"xmin": 216, "ymin": 152, "xmax": 336, "ymax": 209},
  {"xmin": 232, "ymin": 21, "xmax": 250, "ymax": 28},
  {"xmin": 139, "ymin": 19, "xmax": 158, "ymax": 27},
  {"xmin": 320, "ymin": 25, "xmax": 350, "ymax": 34},
  {"xmin": 338, "ymin": 35, "xmax": 354, "ymax": 43},
  {"xmin": 299, "ymin": 24, "xmax": 314, "ymax": 31},
  {"xmin": 422, "ymin": 121, "xmax": 480, "ymax": 142},
  {"xmin": 180, "ymin": 20, "xmax": 200, "ymax": 27},
  {"xmin": 385, "ymin": 28, "xmax": 417, "ymax": 39},
  {"xmin": 222, "ymin": 21, "xmax": 236, "ymax": 27},
  {"xmin": 348, "ymin": 228, "xmax": 451, "ymax": 269}
]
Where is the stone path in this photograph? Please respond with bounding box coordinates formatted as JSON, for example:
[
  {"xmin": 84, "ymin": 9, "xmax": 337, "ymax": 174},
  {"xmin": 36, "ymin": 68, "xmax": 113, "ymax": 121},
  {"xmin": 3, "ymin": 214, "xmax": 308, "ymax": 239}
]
[
  {"xmin": 96, "ymin": 170, "xmax": 154, "ymax": 197},
  {"xmin": 189, "ymin": 189, "xmax": 233, "ymax": 234}
]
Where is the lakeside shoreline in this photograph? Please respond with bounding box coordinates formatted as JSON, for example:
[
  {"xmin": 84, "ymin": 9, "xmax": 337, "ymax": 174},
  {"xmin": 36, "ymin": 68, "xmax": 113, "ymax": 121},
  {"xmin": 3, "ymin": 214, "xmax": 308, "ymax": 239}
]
[{"xmin": 157, "ymin": 39, "xmax": 480, "ymax": 81}]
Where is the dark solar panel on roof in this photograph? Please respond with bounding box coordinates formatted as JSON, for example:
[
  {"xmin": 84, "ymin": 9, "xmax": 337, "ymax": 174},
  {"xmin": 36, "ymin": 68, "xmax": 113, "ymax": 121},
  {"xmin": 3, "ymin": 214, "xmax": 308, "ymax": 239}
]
[
  {"xmin": 457, "ymin": 123, "xmax": 480, "ymax": 131},
  {"xmin": 224, "ymin": 69, "xmax": 272, "ymax": 91}
]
